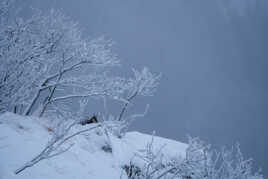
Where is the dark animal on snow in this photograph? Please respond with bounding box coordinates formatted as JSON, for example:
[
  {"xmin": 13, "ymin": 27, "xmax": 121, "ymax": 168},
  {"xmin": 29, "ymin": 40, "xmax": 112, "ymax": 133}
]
[{"xmin": 80, "ymin": 115, "xmax": 98, "ymax": 126}]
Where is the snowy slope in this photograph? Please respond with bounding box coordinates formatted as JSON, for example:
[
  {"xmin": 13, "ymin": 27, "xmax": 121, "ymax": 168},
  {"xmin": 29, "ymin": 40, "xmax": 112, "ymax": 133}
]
[{"xmin": 0, "ymin": 112, "xmax": 187, "ymax": 179}]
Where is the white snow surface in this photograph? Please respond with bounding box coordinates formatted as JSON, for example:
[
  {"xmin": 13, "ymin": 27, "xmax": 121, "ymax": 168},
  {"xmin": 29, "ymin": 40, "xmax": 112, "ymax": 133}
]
[{"xmin": 0, "ymin": 112, "xmax": 187, "ymax": 179}]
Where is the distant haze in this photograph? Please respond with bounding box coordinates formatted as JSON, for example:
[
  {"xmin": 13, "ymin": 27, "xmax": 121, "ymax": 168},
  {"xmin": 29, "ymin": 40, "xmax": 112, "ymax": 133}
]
[{"xmin": 21, "ymin": 0, "xmax": 268, "ymax": 175}]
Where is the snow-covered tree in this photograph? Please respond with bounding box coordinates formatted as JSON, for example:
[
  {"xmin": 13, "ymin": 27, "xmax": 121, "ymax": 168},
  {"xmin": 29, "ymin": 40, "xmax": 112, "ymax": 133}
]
[
  {"xmin": 0, "ymin": 0, "xmax": 40, "ymax": 113},
  {"xmin": 21, "ymin": 10, "xmax": 124, "ymax": 117},
  {"xmin": 0, "ymin": 6, "xmax": 126, "ymax": 116},
  {"xmin": 0, "ymin": 1, "xmax": 160, "ymax": 119}
]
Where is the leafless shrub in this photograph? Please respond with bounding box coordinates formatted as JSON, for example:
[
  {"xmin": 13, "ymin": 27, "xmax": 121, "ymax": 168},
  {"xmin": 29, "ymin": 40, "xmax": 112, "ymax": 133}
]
[{"xmin": 127, "ymin": 136, "xmax": 263, "ymax": 179}]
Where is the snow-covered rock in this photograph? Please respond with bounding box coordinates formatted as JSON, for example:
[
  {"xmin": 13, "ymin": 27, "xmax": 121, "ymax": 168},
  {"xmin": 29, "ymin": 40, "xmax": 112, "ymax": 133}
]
[{"xmin": 0, "ymin": 112, "xmax": 187, "ymax": 179}]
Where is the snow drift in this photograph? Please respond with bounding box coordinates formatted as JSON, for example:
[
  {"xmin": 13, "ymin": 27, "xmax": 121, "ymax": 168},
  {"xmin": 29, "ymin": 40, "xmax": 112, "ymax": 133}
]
[{"xmin": 0, "ymin": 113, "xmax": 187, "ymax": 179}]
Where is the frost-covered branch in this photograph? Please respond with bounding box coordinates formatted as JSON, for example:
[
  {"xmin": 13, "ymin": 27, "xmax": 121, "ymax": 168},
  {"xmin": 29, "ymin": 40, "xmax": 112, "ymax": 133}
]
[
  {"xmin": 14, "ymin": 120, "xmax": 101, "ymax": 175},
  {"xmin": 118, "ymin": 67, "xmax": 160, "ymax": 121}
]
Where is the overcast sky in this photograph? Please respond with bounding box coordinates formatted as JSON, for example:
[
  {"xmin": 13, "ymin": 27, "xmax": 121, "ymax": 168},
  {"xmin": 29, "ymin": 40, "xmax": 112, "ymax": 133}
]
[{"xmin": 21, "ymin": 0, "xmax": 268, "ymax": 175}]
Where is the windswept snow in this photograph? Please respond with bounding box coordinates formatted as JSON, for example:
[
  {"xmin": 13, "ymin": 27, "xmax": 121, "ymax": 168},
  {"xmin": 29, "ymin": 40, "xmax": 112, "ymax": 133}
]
[{"xmin": 0, "ymin": 112, "xmax": 187, "ymax": 179}]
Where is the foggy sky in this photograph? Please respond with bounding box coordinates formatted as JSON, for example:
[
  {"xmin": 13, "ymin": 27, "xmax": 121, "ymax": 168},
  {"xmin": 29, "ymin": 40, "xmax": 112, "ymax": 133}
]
[{"xmin": 21, "ymin": 0, "xmax": 268, "ymax": 175}]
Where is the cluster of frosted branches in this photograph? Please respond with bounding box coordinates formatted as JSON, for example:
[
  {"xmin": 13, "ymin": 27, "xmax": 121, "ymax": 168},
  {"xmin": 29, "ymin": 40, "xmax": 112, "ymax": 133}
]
[
  {"xmin": 125, "ymin": 137, "xmax": 263, "ymax": 179},
  {"xmin": 117, "ymin": 67, "xmax": 161, "ymax": 122},
  {"xmin": 0, "ymin": 1, "xmax": 160, "ymax": 120},
  {"xmin": 100, "ymin": 67, "xmax": 160, "ymax": 137}
]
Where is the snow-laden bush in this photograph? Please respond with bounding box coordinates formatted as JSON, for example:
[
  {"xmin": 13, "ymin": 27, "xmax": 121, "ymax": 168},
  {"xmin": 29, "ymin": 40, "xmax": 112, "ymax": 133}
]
[{"xmin": 126, "ymin": 136, "xmax": 263, "ymax": 179}]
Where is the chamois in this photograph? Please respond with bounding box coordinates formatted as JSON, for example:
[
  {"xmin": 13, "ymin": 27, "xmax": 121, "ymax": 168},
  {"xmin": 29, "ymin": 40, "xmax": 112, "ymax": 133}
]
[{"xmin": 80, "ymin": 115, "xmax": 98, "ymax": 126}]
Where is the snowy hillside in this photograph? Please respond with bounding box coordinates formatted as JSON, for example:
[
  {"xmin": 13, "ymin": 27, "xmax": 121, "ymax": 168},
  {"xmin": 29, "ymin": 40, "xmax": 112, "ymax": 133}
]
[{"xmin": 0, "ymin": 113, "xmax": 187, "ymax": 179}]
